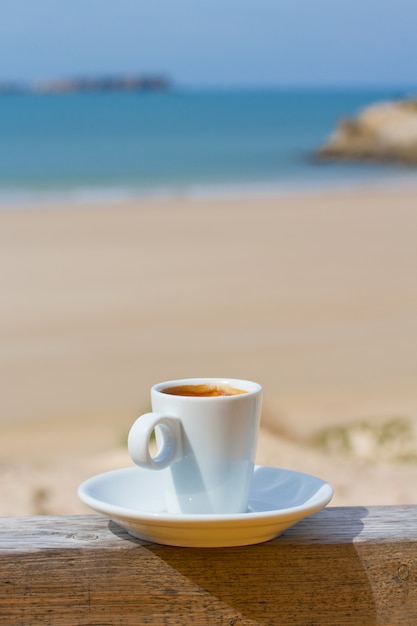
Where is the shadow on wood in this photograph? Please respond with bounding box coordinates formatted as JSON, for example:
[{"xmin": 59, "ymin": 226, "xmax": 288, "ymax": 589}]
[{"xmin": 0, "ymin": 507, "xmax": 416, "ymax": 625}]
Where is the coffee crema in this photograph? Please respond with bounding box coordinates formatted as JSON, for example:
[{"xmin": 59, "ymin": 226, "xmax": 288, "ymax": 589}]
[{"xmin": 161, "ymin": 383, "xmax": 247, "ymax": 397}]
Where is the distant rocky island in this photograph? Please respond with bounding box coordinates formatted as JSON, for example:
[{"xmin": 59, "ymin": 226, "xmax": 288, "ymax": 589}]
[
  {"xmin": 315, "ymin": 97, "xmax": 417, "ymax": 165},
  {"xmin": 0, "ymin": 74, "xmax": 171, "ymax": 95}
]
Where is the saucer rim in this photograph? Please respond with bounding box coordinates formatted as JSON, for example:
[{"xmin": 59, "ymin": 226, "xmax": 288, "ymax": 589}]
[{"xmin": 78, "ymin": 465, "xmax": 334, "ymax": 525}]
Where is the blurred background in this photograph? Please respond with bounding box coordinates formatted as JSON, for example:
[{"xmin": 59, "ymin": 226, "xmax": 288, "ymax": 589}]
[
  {"xmin": 1, "ymin": 0, "xmax": 417, "ymax": 515},
  {"xmin": 1, "ymin": 0, "xmax": 417, "ymax": 201}
]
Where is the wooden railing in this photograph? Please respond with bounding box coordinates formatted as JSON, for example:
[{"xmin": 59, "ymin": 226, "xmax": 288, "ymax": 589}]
[{"xmin": 0, "ymin": 506, "xmax": 416, "ymax": 624}]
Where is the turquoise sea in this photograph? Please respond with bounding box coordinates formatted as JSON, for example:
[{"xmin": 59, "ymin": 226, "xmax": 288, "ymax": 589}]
[{"xmin": 1, "ymin": 88, "xmax": 416, "ymax": 206}]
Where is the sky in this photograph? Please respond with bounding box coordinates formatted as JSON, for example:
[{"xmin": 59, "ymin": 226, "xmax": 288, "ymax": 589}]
[{"xmin": 1, "ymin": 0, "xmax": 417, "ymax": 89}]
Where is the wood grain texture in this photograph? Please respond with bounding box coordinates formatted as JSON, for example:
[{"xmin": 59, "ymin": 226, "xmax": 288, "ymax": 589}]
[{"xmin": 0, "ymin": 506, "xmax": 416, "ymax": 625}]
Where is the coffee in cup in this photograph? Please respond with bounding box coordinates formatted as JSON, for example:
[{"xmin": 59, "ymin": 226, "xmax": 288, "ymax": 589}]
[
  {"xmin": 161, "ymin": 383, "xmax": 247, "ymax": 397},
  {"xmin": 128, "ymin": 378, "xmax": 262, "ymax": 515}
]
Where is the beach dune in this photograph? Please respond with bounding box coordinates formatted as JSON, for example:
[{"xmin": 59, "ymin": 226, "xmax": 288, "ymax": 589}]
[{"xmin": 1, "ymin": 186, "xmax": 417, "ymax": 515}]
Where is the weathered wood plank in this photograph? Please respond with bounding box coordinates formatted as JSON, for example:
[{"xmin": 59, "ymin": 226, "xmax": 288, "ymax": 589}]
[{"xmin": 0, "ymin": 506, "xmax": 416, "ymax": 625}]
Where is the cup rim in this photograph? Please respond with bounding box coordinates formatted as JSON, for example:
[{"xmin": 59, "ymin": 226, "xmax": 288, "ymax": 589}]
[{"xmin": 152, "ymin": 378, "xmax": 262, "ymax": 398}]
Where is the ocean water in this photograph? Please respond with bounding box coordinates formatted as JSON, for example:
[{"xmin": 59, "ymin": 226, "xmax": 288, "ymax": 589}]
[{"xmin": 1, "ymin": 88, "xmax": 416, "ymax": 205}]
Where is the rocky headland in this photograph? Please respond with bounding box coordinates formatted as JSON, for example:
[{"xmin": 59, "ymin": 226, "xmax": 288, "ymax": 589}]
[{"xmin": 315, "ymin": 98, "xmax": 417, "ymax": 164}]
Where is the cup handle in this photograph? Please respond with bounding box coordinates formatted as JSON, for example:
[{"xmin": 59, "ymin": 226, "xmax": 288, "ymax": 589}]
[{"xmin": 128, "ymin": 412, "xmax": 183, "ymax": 470}]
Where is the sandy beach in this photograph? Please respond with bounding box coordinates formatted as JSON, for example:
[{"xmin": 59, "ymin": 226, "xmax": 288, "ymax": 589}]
[{"xmin": 1, "ymin": 185, "xmax": 417, "ymax": 516}]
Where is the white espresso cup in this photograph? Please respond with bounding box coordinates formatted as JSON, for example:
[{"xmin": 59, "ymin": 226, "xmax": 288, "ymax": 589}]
[{"xmin": 128, "ymin": 378, "xmax": 262, "ymax": 515}]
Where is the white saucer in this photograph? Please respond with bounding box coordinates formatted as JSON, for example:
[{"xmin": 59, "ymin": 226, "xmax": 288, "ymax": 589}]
[{"xmin": 78, "ymin": 465, "xmax": 333, "ymax": 547}]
